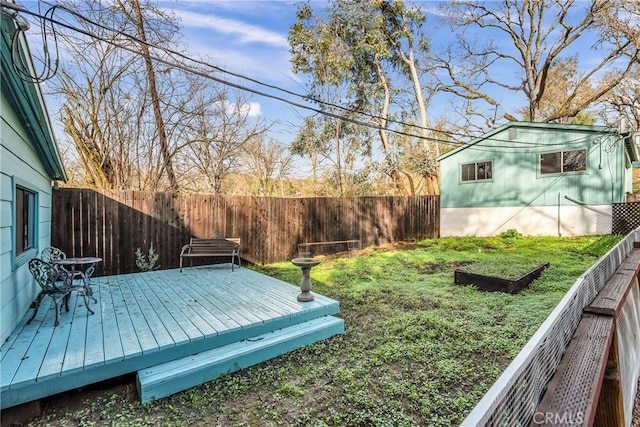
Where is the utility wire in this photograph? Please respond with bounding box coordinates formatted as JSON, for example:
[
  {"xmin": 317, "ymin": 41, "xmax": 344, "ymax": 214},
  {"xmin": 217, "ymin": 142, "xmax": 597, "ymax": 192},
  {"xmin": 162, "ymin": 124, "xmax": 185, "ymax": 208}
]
[
  {"xmin": 2, "ymin": 0, "xmax": 621, "ymax": 152},
  {"xmin": 8, "ymin": 2, "xmax": 462, "ymax": 146}
]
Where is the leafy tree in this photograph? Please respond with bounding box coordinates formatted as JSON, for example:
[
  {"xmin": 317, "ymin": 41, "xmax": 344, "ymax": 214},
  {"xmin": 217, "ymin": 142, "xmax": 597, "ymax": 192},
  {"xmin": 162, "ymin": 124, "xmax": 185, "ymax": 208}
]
[
  {"xmin": 292, "ymin": 110, "xmax": 372, "ymax": 197},
  {"xmin": 289, "ymin": 0, "xmax": 440, "ymax": 195},
  {"xmin": 515, "ymin": 57, "xmax": 598, "ymax": 124}
]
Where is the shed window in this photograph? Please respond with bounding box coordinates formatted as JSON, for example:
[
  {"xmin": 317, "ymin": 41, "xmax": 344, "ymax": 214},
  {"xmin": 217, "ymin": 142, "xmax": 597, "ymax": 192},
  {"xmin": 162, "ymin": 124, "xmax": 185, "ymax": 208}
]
[
  {"xmin": 540, "ymin": 149, "xmax": 586, "ymax": 174},
  {"xmin": 461, "ymin": 161, "xmax": 492, "ymax": 182},
  {"xmin": 15, "ymin": 187, "xmax": 36, "ymax": 256}
]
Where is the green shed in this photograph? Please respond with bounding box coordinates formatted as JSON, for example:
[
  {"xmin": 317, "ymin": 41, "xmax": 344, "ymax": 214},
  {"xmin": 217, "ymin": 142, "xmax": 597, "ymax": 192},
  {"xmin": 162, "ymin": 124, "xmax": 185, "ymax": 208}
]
[{"xmin": 437, "ymin": 122, "xmax": 638, "ymax": 237}]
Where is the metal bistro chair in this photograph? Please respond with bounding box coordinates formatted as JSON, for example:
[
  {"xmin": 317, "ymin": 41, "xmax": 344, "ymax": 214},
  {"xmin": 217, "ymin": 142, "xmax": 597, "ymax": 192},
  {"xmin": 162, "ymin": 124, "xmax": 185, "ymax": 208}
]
[
  {"xmin": 41, "ymin": 246, "xmax": 97, "ymax": 303},
  {"xmin": 41, "ymin": 246, "xmax": 76, "ymax": 279},
  {"xmin": 27, "ymin": 259, "xmax": 94, "ymax": 327}
]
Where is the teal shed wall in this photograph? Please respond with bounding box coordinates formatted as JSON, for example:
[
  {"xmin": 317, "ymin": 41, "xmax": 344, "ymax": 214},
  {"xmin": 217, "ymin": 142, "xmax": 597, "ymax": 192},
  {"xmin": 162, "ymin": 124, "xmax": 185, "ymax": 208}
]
[
  {"xmin": 439, "ymin": 123, "xmax": 629, "ymax": 209},
  {"xmin": 1, "ymin": 13, "xmax": 65, "ymax": 342},
  {"xmin": 0, "ymin": 90, "xmax": 57, "ymax": 341}
]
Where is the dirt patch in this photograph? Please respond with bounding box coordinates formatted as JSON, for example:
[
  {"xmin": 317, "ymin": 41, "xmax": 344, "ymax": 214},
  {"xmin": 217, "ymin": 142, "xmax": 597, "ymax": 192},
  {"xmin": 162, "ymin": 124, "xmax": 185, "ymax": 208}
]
[{"xmin": 2, "ymin": 375, "xmax": 137, "ymax": 426}]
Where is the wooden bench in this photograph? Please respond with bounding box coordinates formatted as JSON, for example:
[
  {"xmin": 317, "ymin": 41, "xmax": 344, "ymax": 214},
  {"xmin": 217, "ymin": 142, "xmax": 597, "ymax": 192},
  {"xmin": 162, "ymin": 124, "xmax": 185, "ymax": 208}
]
[
  {"xmin": 298, "ymin": 240, "xmax": 360, "ymax": 258},
  {"xmin": 180, "ymin": 238, "xmax": 241, "ymax": 272},
  {"xmin": 532, "ymin": 248, "xmax": 640, "ymax": 426}
]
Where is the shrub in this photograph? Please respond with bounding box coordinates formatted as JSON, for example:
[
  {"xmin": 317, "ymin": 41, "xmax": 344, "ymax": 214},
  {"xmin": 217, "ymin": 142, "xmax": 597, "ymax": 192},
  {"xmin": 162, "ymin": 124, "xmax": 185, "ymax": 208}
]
[
  {"xmin": 135, "ymin": 244, "xmax": 160, "ymax": 272},
  {"xmin": 499, "ymin": 229, "xmax": 522, "ymax": 239}
]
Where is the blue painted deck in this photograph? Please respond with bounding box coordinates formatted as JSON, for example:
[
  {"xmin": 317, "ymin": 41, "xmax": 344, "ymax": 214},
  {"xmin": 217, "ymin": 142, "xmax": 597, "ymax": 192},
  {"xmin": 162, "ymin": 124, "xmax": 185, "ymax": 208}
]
[{"xmin": 0, "ymin": 264, "xmax": 342, "ymax": 409}]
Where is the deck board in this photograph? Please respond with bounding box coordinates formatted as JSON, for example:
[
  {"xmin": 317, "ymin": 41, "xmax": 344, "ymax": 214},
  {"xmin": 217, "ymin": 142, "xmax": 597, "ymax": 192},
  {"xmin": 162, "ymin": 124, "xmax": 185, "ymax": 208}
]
[
  {"xmin": 117, "ymin": 275, "xmax": 161, "ymax": 354},
  {"xmin": 130, "ymin": 276, "xmax": 193, "ymax": 344},
  {"xmin": 98, "ymin": 275, "xmax": 125, "ymax": 363},
  {"xmin": 61, "ymin": 296, "xmax": 89, "ymax": 374},
  {"xmin": 110, "ymin": 275, "xmax": 144, "ymax": 358},
  {"xmin": 127, "ymin": 274, "xmax": 187, "ymax": 348},
  {"xmin": 178, "ymin": 270, "xmax": 258, "ymax": 324},
  {"xmin": 0, "ymin": 264, "xmax": 341, "ymax": 409},
  {"xmin": 159, "ymin": 277, "xmax": 221, "ymax": 338}
]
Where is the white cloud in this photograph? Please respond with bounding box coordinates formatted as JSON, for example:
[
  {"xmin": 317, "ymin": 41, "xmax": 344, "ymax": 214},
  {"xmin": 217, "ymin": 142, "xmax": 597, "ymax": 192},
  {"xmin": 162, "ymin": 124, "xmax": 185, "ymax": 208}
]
[
  {"xmin": 227, "ymin": 101, "xmax": 262, "ymax": 117},
  {"xmin": 173, "ymin": 10, "xmax": 289, "ymax": 48}
]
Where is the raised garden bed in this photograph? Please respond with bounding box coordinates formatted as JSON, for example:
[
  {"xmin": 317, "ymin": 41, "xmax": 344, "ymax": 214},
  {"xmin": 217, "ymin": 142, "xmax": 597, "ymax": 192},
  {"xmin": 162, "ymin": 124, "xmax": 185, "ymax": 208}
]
[{"xmin": 454, "ymin": 261, "xmax": 550, "ymax": 294}]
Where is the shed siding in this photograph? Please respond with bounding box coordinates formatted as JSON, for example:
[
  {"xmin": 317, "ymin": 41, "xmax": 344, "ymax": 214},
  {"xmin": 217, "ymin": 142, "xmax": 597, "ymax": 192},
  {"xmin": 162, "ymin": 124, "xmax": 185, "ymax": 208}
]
[
  {"xmin": 1, "ymin": 90, "xmax": 54, "ymax": 342},
  {"xmin": 440, "ymin": 126, "xmax": 626, "ymax": 209},
  {"xmin": 441, "ymin": 205, "xmax": 612, "ymax": 237}
]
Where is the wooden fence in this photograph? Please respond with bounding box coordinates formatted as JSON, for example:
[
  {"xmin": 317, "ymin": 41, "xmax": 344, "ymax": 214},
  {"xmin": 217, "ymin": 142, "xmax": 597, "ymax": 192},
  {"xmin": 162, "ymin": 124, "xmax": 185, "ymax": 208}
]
[{"xmin": 51, "ymin": 189, "xmax": 440, "ymax": 276}]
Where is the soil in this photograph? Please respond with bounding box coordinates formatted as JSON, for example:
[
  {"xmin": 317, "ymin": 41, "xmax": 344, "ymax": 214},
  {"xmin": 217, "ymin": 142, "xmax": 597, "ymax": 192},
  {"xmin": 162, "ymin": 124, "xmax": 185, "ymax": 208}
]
[
  {"xmin": 3, "ymin": 374, "xmax": 640, "ymax": 426},
  {"xmin": 1, "ymin": 375, "xmax": 138, "ymax": 426}
]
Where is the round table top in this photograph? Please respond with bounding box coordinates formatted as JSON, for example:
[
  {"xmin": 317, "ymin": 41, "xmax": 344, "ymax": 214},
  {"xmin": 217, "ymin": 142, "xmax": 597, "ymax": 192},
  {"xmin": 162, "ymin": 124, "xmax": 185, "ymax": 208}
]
[{"xmin": 53, "ymin": 257, "xmax": 102, "ymax": 265}]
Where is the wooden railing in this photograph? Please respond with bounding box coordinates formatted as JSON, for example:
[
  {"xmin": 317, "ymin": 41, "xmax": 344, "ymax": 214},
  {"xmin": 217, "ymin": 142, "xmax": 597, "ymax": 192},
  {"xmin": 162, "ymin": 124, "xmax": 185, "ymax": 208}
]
[
  {"xmin": 462, "ymin": 229, "xmax": 640, "ymax": 426},
  {"xmin": 532, "ymin": 246, "xmax": 640, "ymax": 426}
]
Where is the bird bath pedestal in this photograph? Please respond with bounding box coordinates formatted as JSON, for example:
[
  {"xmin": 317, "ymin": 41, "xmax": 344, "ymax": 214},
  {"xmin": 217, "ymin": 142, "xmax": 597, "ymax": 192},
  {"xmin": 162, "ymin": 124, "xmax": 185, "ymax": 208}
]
[{"xmin": 291, "ymin": 257, "xmax": 321, "ymax": 302}]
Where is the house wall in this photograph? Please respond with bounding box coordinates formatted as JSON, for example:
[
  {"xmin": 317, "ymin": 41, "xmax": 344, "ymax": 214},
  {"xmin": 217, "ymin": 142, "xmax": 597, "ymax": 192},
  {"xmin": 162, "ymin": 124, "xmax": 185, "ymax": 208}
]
[
  {"xmin": 440, "ymin": 205, "xmax": 612, "ymax": 237},
  {"xmin": 1, "ymin": 90, "xmax": 54, "ymax": 342},
  {"xmin": 439, "ymin": 124, "xmax": 626, "ymax": 236}
]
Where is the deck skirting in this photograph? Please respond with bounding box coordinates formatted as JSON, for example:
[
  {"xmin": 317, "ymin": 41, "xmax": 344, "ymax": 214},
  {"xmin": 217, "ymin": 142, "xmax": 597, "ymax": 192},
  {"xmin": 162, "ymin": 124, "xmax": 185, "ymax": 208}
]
[{"xmin": 137, "ymin": 316, "xmax": 345, "ymax": 403}]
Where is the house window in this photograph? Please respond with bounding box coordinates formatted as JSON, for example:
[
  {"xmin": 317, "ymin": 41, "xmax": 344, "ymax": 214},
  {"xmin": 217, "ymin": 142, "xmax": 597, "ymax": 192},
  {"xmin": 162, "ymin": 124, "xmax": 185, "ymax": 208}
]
[
  {"xmin": 461, "ymin": 161, "xmax": 492, "ymax": 182},
  {"xmin": 15, "ymin": 186, "xmax": 36, "ymax": 256},
  {"xmin": 540, "ymin": 149, "xmax": 586, "ymax": 174}
]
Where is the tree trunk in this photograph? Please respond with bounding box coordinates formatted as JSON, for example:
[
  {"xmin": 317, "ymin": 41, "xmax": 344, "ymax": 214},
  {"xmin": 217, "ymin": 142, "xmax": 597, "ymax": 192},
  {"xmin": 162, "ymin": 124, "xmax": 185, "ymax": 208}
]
[{"xmin": 124, "ymin": 0, "xmax": 179, "ymax": 192}]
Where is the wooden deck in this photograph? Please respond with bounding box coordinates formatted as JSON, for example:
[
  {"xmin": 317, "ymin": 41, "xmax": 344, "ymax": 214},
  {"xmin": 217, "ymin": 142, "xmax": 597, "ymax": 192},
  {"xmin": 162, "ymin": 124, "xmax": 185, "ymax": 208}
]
[{"xmin": 1, "ymin": 264, "xmax": 342, "ymax": 409}]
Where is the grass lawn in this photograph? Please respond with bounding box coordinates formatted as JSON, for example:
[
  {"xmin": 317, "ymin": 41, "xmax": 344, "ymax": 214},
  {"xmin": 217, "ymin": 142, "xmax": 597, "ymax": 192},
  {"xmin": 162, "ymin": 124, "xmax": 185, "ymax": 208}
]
[{"xmin": 27, "ymin": 234, "xmax": 622, "ymax": 427}]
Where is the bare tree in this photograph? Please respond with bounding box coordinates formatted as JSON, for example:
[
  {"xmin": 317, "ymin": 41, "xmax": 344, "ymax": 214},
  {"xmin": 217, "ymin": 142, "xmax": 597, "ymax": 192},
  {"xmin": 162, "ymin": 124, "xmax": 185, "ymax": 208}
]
[
  {"xmin": 437, "ymin": 0, "xmax": 639, "ymax": 125},
  {"xmin": 53, "ymin": 1, "xmax": 145, "ymax": 189},
  {"xmin": 116, "ymin": 0, "xmax": 179, "ymax": 191},
  {"xmin": 241, "ymin": 136, "xmax": 293, "ymax": 197},
  {"xmin": 51, "ymin": 0, "xmax": 274, "ymax": 193},
  {"xmin": 183, "ymin": 87, "xmax": 268, "ymax": 194},
  {"xmin": 597, "ymin": 67, "xmax": 640, "ymax": 129}
]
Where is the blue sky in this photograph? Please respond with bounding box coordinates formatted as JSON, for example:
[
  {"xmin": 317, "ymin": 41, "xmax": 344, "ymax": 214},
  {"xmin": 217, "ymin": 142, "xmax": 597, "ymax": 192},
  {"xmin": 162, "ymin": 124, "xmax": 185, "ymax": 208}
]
[
  {"xmin": 153, "ymin": 0, "xmax": 606, "ymax": 140},
  {"xmin": 158, "ymin": 0, "xmax": 307, "ymax": 144},
  {"xmin": 18, "ymin": 0, "xmax": 617, "ymax": 147}
]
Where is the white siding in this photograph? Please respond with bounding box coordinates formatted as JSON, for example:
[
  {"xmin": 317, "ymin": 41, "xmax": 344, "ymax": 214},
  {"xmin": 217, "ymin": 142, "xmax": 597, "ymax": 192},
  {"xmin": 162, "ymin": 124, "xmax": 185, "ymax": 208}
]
[
  {"xmin": 440, "ymin": 205, "xmax": 613, "ymax": 237},
  {"xmin": 1, "ymin": 90, "xmax": 54, "ymax": 342}
]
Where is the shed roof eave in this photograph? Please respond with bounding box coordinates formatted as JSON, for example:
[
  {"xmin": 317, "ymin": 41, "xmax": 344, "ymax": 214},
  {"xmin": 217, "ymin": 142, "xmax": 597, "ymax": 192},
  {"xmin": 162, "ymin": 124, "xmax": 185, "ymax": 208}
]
[{"xmin": 437, "ymin": 121, "xmax": 617, "ymax": 163}]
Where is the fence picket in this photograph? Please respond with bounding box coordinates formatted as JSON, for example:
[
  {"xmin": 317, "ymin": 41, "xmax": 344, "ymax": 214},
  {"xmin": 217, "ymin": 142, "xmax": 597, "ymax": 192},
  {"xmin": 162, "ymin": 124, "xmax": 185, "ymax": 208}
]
[{"xmin": 52, "ymin": 189, "xmax": 440, "ymax": 275}]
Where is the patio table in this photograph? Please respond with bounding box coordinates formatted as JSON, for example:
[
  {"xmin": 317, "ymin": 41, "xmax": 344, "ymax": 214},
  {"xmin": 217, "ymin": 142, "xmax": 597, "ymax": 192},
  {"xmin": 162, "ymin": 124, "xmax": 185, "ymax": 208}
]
[{"xmin": 53, "ymin": 257, "xmax": 102, "ymax": 303}]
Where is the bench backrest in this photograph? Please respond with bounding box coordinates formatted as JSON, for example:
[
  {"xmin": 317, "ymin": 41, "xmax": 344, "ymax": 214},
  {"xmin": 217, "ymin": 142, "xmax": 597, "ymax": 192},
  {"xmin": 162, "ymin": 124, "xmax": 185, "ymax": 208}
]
[{"xmin": 188, "ymin": 238, "xmax": 240, "ymax": 253}]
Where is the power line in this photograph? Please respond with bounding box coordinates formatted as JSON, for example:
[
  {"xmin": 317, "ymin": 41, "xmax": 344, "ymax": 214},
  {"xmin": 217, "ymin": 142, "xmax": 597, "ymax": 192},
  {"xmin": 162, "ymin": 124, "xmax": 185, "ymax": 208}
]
[
  {"xmin": 8, "ymin": 2, "xmax": 466, "ymax": 147},
  {"xmin": 2, "ymin": 0, "xmax": 620, "ymax": 152}
]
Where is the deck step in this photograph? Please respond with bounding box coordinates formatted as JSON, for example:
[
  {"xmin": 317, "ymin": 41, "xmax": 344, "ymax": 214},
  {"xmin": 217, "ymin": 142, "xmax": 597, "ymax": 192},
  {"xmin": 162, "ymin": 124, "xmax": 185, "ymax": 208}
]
[{"xmin": 136, "ymin": 315, "xmax": 345, "ymax": 403}]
